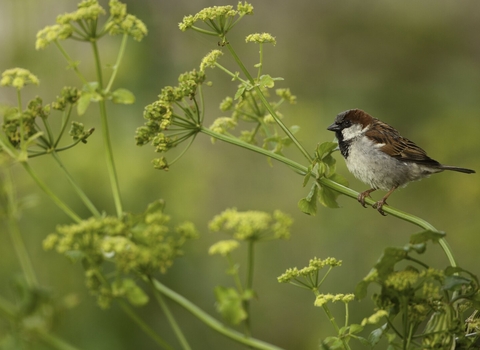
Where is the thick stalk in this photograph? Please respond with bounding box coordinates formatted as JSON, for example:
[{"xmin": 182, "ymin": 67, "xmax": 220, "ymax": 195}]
[
  {"xmin": 152, "ymin": 287, "xmax": 192, "ymax": 350},
  {"xmin": 199, "ymin": 127, "xmax": 457, "ymax": 267},
  {"xmin": 150, "ymin": 278, "xmax": 284, "ymax": 350},
  {"xmin": 118, "ymin": 300, "xmax": 173, "ymax": 350}
]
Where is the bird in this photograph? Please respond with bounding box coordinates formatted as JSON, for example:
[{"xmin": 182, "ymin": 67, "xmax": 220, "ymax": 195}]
[{"xmin": 327, "ymin": 109, "xmax": 475, "ymax": 215}]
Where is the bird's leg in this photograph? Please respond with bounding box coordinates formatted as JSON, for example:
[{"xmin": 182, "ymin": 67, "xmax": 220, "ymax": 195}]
[
  {"xmin": 372, "ymin": 186, "xmax": 398, "ymax": 216},
  {"xmin": 357, "ymin": 188, "xmax": 376, "ymax": 208}
]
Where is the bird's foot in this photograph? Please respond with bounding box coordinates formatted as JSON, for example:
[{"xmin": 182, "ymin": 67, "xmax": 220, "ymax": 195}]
[
  {"xmin": 372, "ymin": 200, "xmax": 387, "ymax": 216},
  {"xmin": 357, "ymin": 189, "xmax": 375, "ymax": 208}
]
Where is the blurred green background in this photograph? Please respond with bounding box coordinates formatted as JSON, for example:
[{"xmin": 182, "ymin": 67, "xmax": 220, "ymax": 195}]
[{"xmin": 1, "ymin": 0, "xmax": 479, "ymax": 349}]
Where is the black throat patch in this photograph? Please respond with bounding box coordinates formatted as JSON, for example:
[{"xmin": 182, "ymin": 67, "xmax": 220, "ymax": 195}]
[{"xmin": 335, "ymin": 131, "xmax": 351, "ymax": 159}]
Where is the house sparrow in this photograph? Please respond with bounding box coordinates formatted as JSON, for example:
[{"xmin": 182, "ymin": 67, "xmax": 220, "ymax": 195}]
[{"xmin": 327, "ymin": 109, "xmax": 475, "ymax": 215}]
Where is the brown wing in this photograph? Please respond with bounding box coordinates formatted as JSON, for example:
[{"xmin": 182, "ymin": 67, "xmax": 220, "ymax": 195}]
[{"xmin": 365, "ymin": 119, "xmax": 441, "ymax": 167}]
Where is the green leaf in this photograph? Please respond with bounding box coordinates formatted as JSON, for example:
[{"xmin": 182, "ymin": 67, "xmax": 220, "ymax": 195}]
[
  {"xmin": 214, "ymin": 286, "xmax": 247, "ymax": 325},
  {"xmin": 409, "ymin": 230, "xmax": 445, "ymax": 244},
  {"xmin": 234, "ymin": 85, "xmax": 246, "ymax": 100},
  {"xmin": 316, "ymin": 141, "xmax": 338, "ymax": 159},
  {"xmin": 112, "ymin": 88, "xmax": 135, "ymax": 104},
  {"xmin": 298, "ymin": 184, "xmax": 318, "ymax": 215},
  {"xmin": 368, "ymin": 324, "xmax": 388, "ymax": 346},
  {"xmin": 349, "ymin": 323, "xmax": 364, "ymax": 334},
  {"xmin": 318, "ymin": 185, "xmax": 340, "ymax": 208},
  {"xmin": 328, "ymin": 172, "xmax": 349, "ymax": 187},
  {"xmin": 64, "ymin": 250, "xmax": 86, "ymax": 263},
  {"xmin": 77, "ymin": 92, "xmax": 92, "ymax": 116},
  {"xmin": 123, "ymin": 280, "xmax": 149, "ymax": 306},
  {"xmin": 258, "ymin": 74, "xmax": 275, "ymax": 88},
  {"xmin": 443, "ymin": 275, "xmax": 473, "ymax": 291}
]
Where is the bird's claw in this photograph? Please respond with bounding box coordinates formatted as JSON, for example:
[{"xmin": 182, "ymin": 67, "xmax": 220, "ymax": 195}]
[
  {"xmin": 372, "ymin": 201, "xmax": 387, "ymax": 216},
  {"xmin": 357, "ymin": 191, "xmax": 371, "ymax": 208}
]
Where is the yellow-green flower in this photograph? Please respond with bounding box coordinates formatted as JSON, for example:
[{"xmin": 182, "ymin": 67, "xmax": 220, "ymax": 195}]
[
  {"xmin": 245, "ymin": 33, "xmax": 276, "ymax": 46},
  {"xmin": 209, "ymin": 240, "xmax": 240, "ymax": 256},
  {"xmin": 1, "ymin": 68, "xmax": 39, "ymax": 89}
]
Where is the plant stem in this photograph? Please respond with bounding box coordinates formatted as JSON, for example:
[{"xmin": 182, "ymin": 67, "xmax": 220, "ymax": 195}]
[
  {"xmin": 151, "ymin": 284, "xmax": 192, "ymax": 350},
  {"xmin": 321, "ymin": 304, "xmax": 352, "ymax": 350},
  {"xmin": 224, "ymin": 42, "xmax": 312, "ymax": 163},
  {"xmin": 91, "ymin": 40, "xmax": 123, "ymax": 217},
  {"xmin": 105, "ymin": 33, "xmax": 128, "ymax": 93},
  {"xmin": 21, "ymin": 162, "xmax": 82, "ymax": 223},
  {"xmin": 150, "ymin": 278, "xmax": 284, "ymax": 350},
  {"xmin": 199, "ymin": 127, "xmax": 457, "ymax": 267},
  {"xmin": 50, "ymin": 151, "xmax": 101, "ymax": 218},
  {"xmin": 54, "ymin": 41, "xmax": 88, "ymax": 85},
  {"xmin": 2, "ymin": 167, "xmax": 38, "ymax": 287},
  {"xmin": 244, "ymin": 240, "xmax": 255, "ymax": 337},
  {"xmin": 118, "ymin": 300, "xmax": 174, "ymax": 350},
  {"xmin": 36, "ymin": 329, "xmax": 82, "ymax": 350}
]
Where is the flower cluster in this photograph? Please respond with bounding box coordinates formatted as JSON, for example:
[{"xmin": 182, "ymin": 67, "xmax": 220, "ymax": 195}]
[
  {"xmin": 135, "ymin": 69, "xmax": 206, "ymax": 170},
  {"xmin": 105, "ymin": 0, "xmax": 147, "ymax": 41},
  {"xmin": 209, "ymin": 208, "xmax": 292, "ymax": 241},
  {"xmin": 43, "ymin": 200, "xmax": 198, "ymax": 307},
  {"xmin": 35, "ymin": 24, "xmax": 73, "ymax": 50},
  {"xmin": 51, "ymin": 87, "xmax": 81, "ymax": 111},
  {"xmin": 1, "ymin": 68, "xmax": 39, "ymax": 89},
  {"xmin": 314, "ymin": 293, "xmax": 355, "ymax": 307},
  {"xmin": 200, "ymin": 50, "xmax": 223, "ymax": 72},
  {"xmin": 2, "ymin": 97, "xmax": 47, "ymax": 148},
  {"xmin": 179, "ymin": 2, "xmax": 253, "ymax": 34},
  {"xmin": 208, "ymin": 240, "xmax": 240, "ymax": 257},
  {"xmin": 245, "ymin": 33, "xmax": 276, "ymax": 45},
  {"xmin": 57, "ymin": 0, "xmax": 106, "ymax": 24},
  {"xmin": 277, "ymin": 257, "xmax": 342, "ymax": 284},
  {"xmin": 36, "ymin": 0, "xmax": 146, "ymax": 50}
]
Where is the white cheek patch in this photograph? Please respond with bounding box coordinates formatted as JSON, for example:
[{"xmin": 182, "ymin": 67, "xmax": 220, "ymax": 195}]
[{"xmin": 341, "ymin": 123, "xmax": 369, "ymax": 141}]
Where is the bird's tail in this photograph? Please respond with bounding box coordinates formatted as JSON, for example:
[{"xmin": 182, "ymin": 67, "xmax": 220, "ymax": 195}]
[{"xmin": 440, "ymin": 165, "xmax": 476, "ymax": 174}]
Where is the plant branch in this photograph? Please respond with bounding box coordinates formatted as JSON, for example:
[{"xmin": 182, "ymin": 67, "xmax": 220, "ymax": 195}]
[{"xmin": 150, "ymin": 278, "xmax": 284, "ymax": 350}]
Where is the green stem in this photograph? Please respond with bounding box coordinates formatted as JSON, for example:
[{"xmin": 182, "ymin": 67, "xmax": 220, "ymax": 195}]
[
  {"xmin": 7, "ymin": 218, "xmax": 39, "ymax": 288},
  {"xmin": 199, "ymin": 127, "xmax": 457, "ymax": 267},
  {"xmin": 224, "ymin": 42, "xmax": 312, "ymax": 163},
  {"xmin": 54, "ymin": 104, "xmax": 74, "ymax": 148},
  {"xmin": 322, "ymin": 304, "xmax": 352, "ymax": 350},
  {"xmin": 91, "ymin": 39, "xmax": 123, "ymax": 217},
  {"xmin": 50, "ymin": 152, "xmax": 101, "ymax": 218},
  {"xmin": 118, "ymin": 300, "xmax": 173, "ymax": 350},
  {"xmin": 244, "ymin": 240, "xmax": 255, "ymax": 337},
  {"xmin": 21, "ymin": 162, "xmax": 82, "ymax": 223},
  {"xmin": 105, "ymin": 33, "xmax": 128, "ymax": 93},
  {"xmin": 36, "ymin": 329, "xmax": 82, "ymax": 350},
  {"xmin": 2, "ymin": 167, "xmax": 38, "ymax": 287},
  {"xmin": 150, "ymin": 278, "xmax": 284, "ymax": 350},
  {"xmin": 151, "ymin": 283, "xmax": 192, "ymax": 350},
  {"xmin": 54, "ymin": 41, "xmax": 88, "ymax": 85}
]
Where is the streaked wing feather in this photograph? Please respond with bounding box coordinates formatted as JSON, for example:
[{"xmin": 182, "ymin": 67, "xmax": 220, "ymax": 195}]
[{"xmin": 365, "ymin": 119, "xmax": 441, "ymax": 166}]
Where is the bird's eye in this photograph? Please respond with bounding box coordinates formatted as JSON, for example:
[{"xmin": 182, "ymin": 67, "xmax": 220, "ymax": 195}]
[{"xmin": 342, "ymin": 120, "xmax": 351, "ymax": 128}]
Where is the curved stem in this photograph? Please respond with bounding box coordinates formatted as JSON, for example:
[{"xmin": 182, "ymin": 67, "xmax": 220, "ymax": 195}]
[
  {"xmin": 151, "ymin": 284, "xmax": 192, "ymax": 350},
  {"xmin": 244, "ymin": 240, "xmax": 255, "ymax": 337},
  {"xmin": 21, "ymin": 162, "xmax": 82, "ymax": 223},
  {"xmin": 50, "ymin": 152, "xmax": 101, "ymax": 218},
  {"xmin": 54, "ymin": 41, "xmax": 88, "ymax": 85},
  {"xmin": 118, "ymin": 300, "xmax": 173, "ymax": 350},
  {"xmin": 150, "ymin": 278, "xmax": 284, "ymax": 350},
  {"xmin": 224, "ymin": 42, "xmax": 313, "ymax": 163},
  {"xmin": 199, "ymin": 127, "xmax": 457, "ymax": 267}
]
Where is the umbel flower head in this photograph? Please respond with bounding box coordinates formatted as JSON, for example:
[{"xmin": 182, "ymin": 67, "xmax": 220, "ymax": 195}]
[
  {"xmin": 43, "ymin": 200, "xmax": 198, "ymax": 307},
  {"xmin": 135, "ymin": 69, "xmax": 206, "ymax": 170},
  {"xmin": 179, "ymin": 2, "xmax": 254, "ymax": 36},
  {"xmin": 36, "ymin": 0, "xmax": 147, "ymax": 50},
  {"xmin": 0, "ymin": 68, "xmax": 39, "ymax": 89},
  {"xmin": 209, "ymin": 208, "xmax": 292, "ymax": 241}
]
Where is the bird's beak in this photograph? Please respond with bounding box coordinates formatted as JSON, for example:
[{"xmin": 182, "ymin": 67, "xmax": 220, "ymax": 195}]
[{"xmin": 327, "ymin": 123, "xmax": 340, "ymax": 132}]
